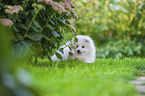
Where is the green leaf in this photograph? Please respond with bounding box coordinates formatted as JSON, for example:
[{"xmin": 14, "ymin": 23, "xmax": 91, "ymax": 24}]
[
  {"xmin": 41, "ymin": 33, "xmax": 52, "ymax": 41},
  {"xmin": 46, "ymin": 44, "xmax": 52, "ymax": 53},
  {"xmin": 59, "ymin": 48, "xmax": 64, "ymax": 54},
  {"xmin": 49, "ymin": 19, "xmax": 55, "ymax": 25},
  {"xmin": 42, "ymin": 50, "xmax": 48, "ymax": 56},
  {"xmin": 0, "ymin": 3, "xmax": 4, "ymax": 6},
  {"xmin": 40, "ymin": 33, "xmax": 56, "ymax": 48},
  {"xmin": 12, "ymin": 25, "xmax": 19, "ymax": 32},
  {"xmin": 47, "ymin": 24, "xmax": 54, "ymax": 31},
  {"xmin": 16, "ymin": 33, "xmax": 23, "ymax": 41},
  {"xmin": 26, "ymin": 32, "xmax": 42, "ymax": 41},
  {"xmin": 74, "ymin": 37, "xmax": 78, "ymax": 42},
  {"xmin": 21, "ymin": 24, "xmax": 27, "ymax": 30},
  {"xmin": 31, "ymin": 25, "xmax": 43, "ymax": 33},
  {"xmin": 55, "ymin": 52, "xmax": 63, "ymax": 59},
  {"xmin": 68, "ymin": 45, "xmax": 72, "ymax": 51},
  {"xmin": 33, "ymin": 20, "xmax": 41, "ymax": 28},
  {"xmin": 60, "ymin": 18, "xmax": 66, "ymax": 24},
  {"xmin": 52, "ymin": 31, "xmax": 60, "ymax": 37},
  {"xmin": 47, "ymin": 54, "xmax": 52, "ymax": 63}
]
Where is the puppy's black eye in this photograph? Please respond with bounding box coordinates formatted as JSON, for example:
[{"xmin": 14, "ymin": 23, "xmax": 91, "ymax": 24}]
[
  {"xmin": 82, "ymin": 46, "xmax": 85, "ymax": 48},
  {"xmin": 76, "ymin": 45, "xmax": 78, "ymax": 48}
]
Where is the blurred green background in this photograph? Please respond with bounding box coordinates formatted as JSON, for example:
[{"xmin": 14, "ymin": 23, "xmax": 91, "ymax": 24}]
[{"xmin": 65, "ymin": 0, "xmax": 145, "ymax": 58}]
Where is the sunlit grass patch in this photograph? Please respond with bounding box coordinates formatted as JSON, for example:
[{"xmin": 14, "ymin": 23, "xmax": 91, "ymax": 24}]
[{"xmin": 24, "ymin": 58, "xmax": 145, "ymax": 96}]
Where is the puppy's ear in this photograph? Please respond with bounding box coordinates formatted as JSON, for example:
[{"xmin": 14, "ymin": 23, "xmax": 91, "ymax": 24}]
[{"xmin": 85, "ymin": 39, "xmax": 89, "ymax": 43}]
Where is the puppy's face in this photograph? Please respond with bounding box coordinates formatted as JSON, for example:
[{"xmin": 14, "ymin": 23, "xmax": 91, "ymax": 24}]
[{"xmin": 75, "ymin": 39, "xmax": 90, "ymax": 55}]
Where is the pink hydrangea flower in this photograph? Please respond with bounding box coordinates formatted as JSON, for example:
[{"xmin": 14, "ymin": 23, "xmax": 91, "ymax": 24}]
[
  {"xmin": 37, "ymin": 0, "xmax": 44, "ymax": 2},
  {"xmin": 56, "ymin": 3, "xmax": 65, "ymax": 12},
  {"xmin": 0, "ymin": 19, "xmax": 13, "ymax": 26},
  {"xmin": 17, "ymin": 5, "xmax": 23, "ymax": 11},
  {"xmin": 13, "ymin": 6, "xmax": 20, "ymax": 13},
  {"xmin": 52, "ymin": 5, "xmax": 59, "ymax": 11},
  {"xmin": 49, "ymin": 0, "xmax": 55, "ymax": 5},
  {"xmin": 58, "ymin": 10, "xmax": 62, "ymax": 15},
  {"xmin": 64, "ymin": 0, "xmax": 75, "ymax": 8},
  {"xmin": 7, "ymin": 5, "xmax": 13, "ymax": 10},
  {"xmin": 4, "ymin": 5, "xmax": 23, "ymax": 14},
  {"xmin": 65, "ymin": 10, "xmax": 70, "ymax": 15},
  {"xmin": 45, "ymin": 0, "xmax": 52, "ymax": 4},
  {"xmin": 67, "ymin": 19, "xmax": 71, "ymax": 24},
  {"xmin": 50, "ymin": 1, "xmax": 65, "ymax": 15},
  {"xmin": 4, "ymin": 9, "xmax": 13, "ymax": 14},
  {"xmin": 63, "ymin": 2, "xmax": 72, "ymax": 11},
  {"xmin": 67, "ymin": 0, "xmax": 75, "ymax": 8}
]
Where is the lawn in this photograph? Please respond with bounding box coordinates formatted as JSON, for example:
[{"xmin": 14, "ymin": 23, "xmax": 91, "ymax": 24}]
[{"xmin": 24, "ymin": 58, "xmax": 145, "ymax": 96}]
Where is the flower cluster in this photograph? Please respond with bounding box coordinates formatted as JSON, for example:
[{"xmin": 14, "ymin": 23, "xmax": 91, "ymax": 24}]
[
  {"xmin": 71, "ymin": 10, "xmax": 78, "ymax": 19},
  {"xmin": 36, "ymin": 0, "xmax": 50, "ymax": 3},
  {"xmin": 32, "ymin": 3, "xmax": 44, "ymax": 11},
  {"xmin": 50, "ymin": 1, "xmax": 66, "ymax": 15},
  {"xmin": 4, "ymin": 5, "xmax": 23, "ymax": 15},
  {"xmin": 63, "ymin": 0, "xmax": 78, "ymax": 19},
  {"xmin": 37, "ymin": 0, "xmax": 44, "ymax": 2},
  {"xmin": 63, "ymin": 0, "xmax": 75, "ymax": 9},
  {"xmin": 0, "ymin": 19, "xmax": 13, "ymax": 26},
  {"xmin": 38, "ymin": 0, "xmax": 78, "ymax": 18}
]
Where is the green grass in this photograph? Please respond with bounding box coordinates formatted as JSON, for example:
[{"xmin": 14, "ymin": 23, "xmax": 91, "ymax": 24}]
[{"xmin": 24, "ymin": 58, "xmax": 145, "ymax": 96}]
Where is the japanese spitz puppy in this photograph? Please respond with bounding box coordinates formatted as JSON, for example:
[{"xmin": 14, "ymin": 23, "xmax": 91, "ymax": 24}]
[{"xmin": 51, "ymin": 35, "xmax": 96, "ymax": 63}]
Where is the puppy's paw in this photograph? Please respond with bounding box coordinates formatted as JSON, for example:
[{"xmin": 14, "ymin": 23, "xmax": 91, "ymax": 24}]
[{"xmin": 69, "ymin": 51, "xmax": 74, "ymax": 55}]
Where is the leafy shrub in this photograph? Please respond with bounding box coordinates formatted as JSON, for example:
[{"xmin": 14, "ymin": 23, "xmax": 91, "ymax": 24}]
[
  {"xmin": 0, "ymin": 0, "xmax": 77, "ymax": 61},
  {"xmin": 73, "ymin": 0, "xmax": 145, "ymax": 57},
  {"xmin": 0, "ymin": 25, "xmax": 40, "ymax": 96},
  {"xmin": 96, "ymin": 39, "xmax": 142, "ymax": 58},
  {"xmin": 74, "ymin": 0, "xmax": 145, "ymax": 42}
]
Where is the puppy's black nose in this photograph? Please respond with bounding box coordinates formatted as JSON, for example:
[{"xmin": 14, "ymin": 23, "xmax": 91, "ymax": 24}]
[{"xmin": 77, "ymin": 50, "xmax": 81, "ymax": 54}]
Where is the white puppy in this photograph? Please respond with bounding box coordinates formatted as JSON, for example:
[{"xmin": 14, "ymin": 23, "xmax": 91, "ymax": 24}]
[{"xmin": 51, "ymin": 35, "xmax": 96, "ymax": 63}]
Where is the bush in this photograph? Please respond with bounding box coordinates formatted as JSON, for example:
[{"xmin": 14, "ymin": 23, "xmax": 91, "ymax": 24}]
[
  {"xmin": 96, "ymin": 39, "xmax": 142, "ymax": 58},
  {"xmin": 73, "ymin": 0, "xmax": 145, "ymax": 57},
  {"xmin": 74, "ymin": 0, "xmax": 145, "ymax": 41},
  {"xmin": 0, "ymin": 0, "xmax": 77, "ymax": 61}
]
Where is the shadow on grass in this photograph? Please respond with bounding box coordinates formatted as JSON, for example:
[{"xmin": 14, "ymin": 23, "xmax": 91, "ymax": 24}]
[{"xmin": 34, "ymin": 59, "xmax": 90, "ymax": 68}]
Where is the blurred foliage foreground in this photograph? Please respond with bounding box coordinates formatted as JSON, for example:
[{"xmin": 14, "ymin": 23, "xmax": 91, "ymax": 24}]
[
  {"xmin": 74, "ymin": 0, "xmax": 145, "ymax": 58},
  {"xmin": 0, "ymin": 25, "xmax": 39, "ymax": 96}
]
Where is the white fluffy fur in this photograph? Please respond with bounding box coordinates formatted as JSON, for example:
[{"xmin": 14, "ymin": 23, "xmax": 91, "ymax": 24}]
[{"xmin": 51, "ymin": 35, "xmax": 96, "ymax": 63}]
